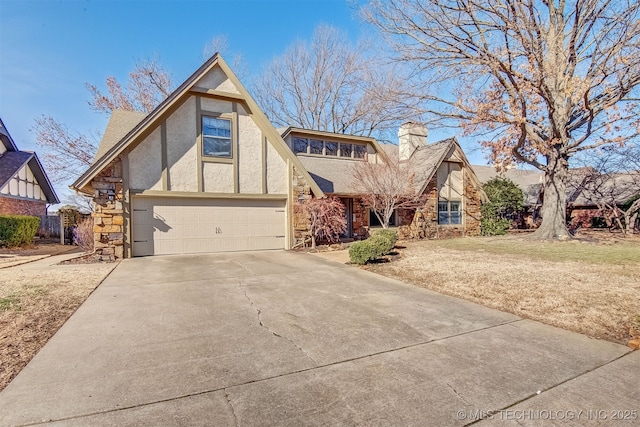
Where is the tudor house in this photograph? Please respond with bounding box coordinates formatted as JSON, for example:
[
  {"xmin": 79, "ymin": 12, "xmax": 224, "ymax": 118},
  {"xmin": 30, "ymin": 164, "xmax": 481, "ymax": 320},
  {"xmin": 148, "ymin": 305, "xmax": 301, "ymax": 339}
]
[
  {"xmin": 73, "ymin": 54, "xmax": 486, "ymax": 259},
  {"xmin": 0, "ymin": 118, "xmax": 59, "ymax": 216}
]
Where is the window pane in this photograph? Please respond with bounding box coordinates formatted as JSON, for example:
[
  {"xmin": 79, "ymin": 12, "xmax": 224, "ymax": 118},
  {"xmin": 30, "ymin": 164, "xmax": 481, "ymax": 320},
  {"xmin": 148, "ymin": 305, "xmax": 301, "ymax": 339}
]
[
  {"xmin": 450, "ymin": 212, "xmax": 461, "ymax": 224},
  {"xmin": 293, "ymin": 137, "xmax": 308, "ymax": 154},
  {"xmin": 203, "ymin": 137, "xmax": 231, "ymax": 157},
  {"xmin": 450, "ymin": 201, "xmax": 461, "ymax": 224},
  {"xmin": 325, "ymin": 141, "xmax": 338, "ymax": 156},
  {"xmin": 354, "ymin": 144, "xmax": 367, "ymax": 159},
  {"xmin": 340, "ymin": 143, "xmax": 352, "ymax": 158},
  {"xmin": 310, "ymin": 139, "xmax": 323, "ymax": 154},
  {"xmin": 202, "ymin": 117, "xmax": 231, "ymax": 157}
]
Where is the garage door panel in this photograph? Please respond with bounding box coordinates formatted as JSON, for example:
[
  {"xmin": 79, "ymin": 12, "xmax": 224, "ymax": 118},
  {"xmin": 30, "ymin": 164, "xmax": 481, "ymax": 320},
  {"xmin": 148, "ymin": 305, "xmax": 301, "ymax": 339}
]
[{"xmin": 132, "ymin": 197, "xmax": 286, "ymax": 256}]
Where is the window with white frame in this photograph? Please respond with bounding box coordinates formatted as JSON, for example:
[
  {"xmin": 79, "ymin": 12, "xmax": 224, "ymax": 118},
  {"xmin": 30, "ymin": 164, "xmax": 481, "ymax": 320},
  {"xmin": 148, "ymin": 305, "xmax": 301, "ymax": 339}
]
[
  {"xmin": 202, "ymin": 116, "xmax": 232, "ymax": 158},
  {"xmin": 437, "ymin": 162, "xmax": 463, "ymax": 225}
]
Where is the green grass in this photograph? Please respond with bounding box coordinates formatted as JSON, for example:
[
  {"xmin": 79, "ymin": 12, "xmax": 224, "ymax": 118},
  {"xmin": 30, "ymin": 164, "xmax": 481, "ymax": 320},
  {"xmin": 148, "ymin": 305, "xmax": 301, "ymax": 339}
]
[
  {"xmin": 0, "ymin": 294, "xmax": 20, "ymax": 311},
  {"xmin": 425, "ymin": 236, "xmax": 640, "ymax": 265}
]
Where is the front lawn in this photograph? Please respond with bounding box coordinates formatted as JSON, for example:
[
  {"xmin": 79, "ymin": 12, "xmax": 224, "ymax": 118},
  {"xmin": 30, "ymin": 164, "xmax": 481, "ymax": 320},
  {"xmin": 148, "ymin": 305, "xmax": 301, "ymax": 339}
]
[{"xmin": 365, "ymin": 235, "xmax": 640, "ymax": 345}]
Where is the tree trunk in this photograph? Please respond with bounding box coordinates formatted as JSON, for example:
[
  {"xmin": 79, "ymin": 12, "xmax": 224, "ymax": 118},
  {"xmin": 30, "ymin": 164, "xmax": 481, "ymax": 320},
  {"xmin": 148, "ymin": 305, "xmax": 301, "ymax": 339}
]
[{"xmin": 532, "ymin": 152, "xmax": 571, "ymax": 239}]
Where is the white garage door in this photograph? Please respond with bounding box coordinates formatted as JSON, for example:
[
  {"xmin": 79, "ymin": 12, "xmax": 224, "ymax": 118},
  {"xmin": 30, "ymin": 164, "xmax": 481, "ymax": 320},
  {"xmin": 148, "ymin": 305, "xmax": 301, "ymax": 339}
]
[{"xmin": 131, "ymin": 197, "xmax": 286, "ymax": 256}]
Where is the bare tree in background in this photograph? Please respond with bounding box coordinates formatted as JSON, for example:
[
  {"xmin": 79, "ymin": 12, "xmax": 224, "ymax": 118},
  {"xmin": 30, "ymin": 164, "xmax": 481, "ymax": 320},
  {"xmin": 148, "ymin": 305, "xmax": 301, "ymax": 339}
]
[
  {"xmin": 32, "ymin": 58, "xmax": 174, "ymax": 184},
  {"xmin": 202, "ymin": 35, "xmax": 247, "ymax": 79},
  {"xmin": 31, "ymin": 116, "xmax": 98, "ymax": 184},
  {"xmin": 295, "ymin": 196, "xmax": 347, "ymax": 249},
  {"xmin": 252, "ymin": 24, "xmax": 419, "ymax": 140},
  {"xmin": 351, "ymin": 152, "xmax": 425, "ymax": 228},
  {"xmin": 85, "ymin": 57, "xmax": 173, "ymax": 115},
  {"xmin": 365, "ymin": 0, "xmax": 640, "ymax": 239}
]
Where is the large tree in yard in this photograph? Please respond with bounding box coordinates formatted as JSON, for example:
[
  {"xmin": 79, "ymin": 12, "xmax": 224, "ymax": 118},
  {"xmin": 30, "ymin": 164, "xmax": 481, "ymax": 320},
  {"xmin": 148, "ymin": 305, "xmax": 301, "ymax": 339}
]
[{"xmin": 365, "ymin": 0, "xmax": 640, "ymax": 239}]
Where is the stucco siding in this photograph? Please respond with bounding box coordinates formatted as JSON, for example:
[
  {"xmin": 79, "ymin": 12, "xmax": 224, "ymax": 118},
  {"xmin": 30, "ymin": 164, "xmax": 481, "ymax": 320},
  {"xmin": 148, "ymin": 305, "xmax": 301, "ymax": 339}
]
[
  {"xmin": 203, "ymin": 162, "xmax": 234, "ymax": 193},
  {"xmin": 199, "ymin": 66, "xmax": 240, "ymax": 94},
  {"xmin": 167, "ymin": 97, "xmax": 197, "ymax": 192},
  {"xmin": 238, "ymin": 114, "xmax": 263, "ymax": 194},
  {"xmin": 266, "ymin": 139, "xmax": 288, "ymax": 194},
  {"xmin": 201, "ymin": 98, "xmax": 233, "ymax": 114},
  {"xmin": 128, "ymin": 127, "xmax": 162, "ymax": 191}
]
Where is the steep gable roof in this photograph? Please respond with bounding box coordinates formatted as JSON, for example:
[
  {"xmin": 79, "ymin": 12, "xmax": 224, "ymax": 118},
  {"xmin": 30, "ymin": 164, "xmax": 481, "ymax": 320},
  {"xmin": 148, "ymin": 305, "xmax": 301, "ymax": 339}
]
[
  {"xmin": 408, "ymin": 138, "xmax": 487, "ymax": 201},
  {"xmin": 0, "ymin": 117, "xmax": 19, "ymax": 152},
  {"xmin": 0, "ymin": 118, "xmax": 59, "ymax": 204},
  {"xmin": 72, "ymin": 54, "xmax": 324, "ymax": 198},
  {"xmin": 93, "ymin": 110, "xmax": 147, "ymax": 164}
]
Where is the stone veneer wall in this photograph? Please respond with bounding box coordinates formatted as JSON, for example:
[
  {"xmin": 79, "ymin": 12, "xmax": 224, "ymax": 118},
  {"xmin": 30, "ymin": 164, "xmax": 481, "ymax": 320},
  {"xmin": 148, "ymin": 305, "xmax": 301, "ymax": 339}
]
[
  {"xmin": 292, "ymin": 166, "xmax": 313, "ymax": 247},
  {"xmin": 351, "ymin": 197, "xmax": 369, "ymax": 239},
  {"xmin": 0, "ymin": 197, "xmax": 46, "ymax": 216},
  {"xmin": 463, "ymin": 169, "xmax": 482, "ymax": 236},
  {"xmin": 398, "ymin": 167, "xmax": 482, "ymax": 240},
  {"xmin": 91, "ymin": 158, "xmax": 124, "ymax": 260}
]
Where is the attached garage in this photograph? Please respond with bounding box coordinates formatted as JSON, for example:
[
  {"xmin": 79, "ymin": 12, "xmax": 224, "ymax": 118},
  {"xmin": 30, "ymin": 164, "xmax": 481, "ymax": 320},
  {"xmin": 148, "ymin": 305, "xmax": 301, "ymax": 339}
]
[{"xmin": 131, "ymin": 197, "xmax": 287, "ymax": 257}]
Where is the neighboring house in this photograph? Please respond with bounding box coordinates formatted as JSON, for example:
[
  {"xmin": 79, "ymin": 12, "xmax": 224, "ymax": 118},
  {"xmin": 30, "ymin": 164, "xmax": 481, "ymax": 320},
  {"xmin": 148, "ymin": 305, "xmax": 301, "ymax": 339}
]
[
  {"xmin": 0, "ymin": 118, "xmax": 59, "ymax": 216},
  {"xmin": 471, "ymin": 165, "xmax": 640, "ymax": 230},
  {"xmin": 72, "ymin": 55, "xmax": 486, "ymax": 259},
  {"xmin": 566, "ymin": 168, "xmax": 640, "ymax": 229}
]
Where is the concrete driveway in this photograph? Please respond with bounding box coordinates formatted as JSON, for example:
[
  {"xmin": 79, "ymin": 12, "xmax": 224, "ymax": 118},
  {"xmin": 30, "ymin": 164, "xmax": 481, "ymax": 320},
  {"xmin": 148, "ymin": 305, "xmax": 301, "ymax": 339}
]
[{"xmin": 0, "ymin": 251, "xmax": 637, "ymax": 426}]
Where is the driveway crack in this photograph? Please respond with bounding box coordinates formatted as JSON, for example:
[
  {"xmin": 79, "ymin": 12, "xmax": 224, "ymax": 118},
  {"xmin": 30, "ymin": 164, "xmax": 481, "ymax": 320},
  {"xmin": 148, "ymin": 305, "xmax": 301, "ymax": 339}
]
[
  {"xmin": 443, "ymin": 380, "xmax": 471, "ymax": 406},
  {"xmin": 224, "ymin": 388, "xmax": 239, "ymax": 427},
  {"xmin": 240, "ymin": 283, "xmax": 317, "ymax": 367}
]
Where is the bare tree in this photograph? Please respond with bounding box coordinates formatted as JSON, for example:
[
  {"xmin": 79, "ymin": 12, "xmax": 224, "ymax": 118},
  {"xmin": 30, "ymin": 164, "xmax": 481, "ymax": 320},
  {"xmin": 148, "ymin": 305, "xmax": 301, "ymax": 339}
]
[
  {"xmin": 252, "ymin": 24, "xmax": 419, "ymax": 141},
  {"xmin": 351, "ymin": 152, "xmax": 426, "ymax": 228},
  {"xmin": 364, "ymin": 0, "xmax": 640, "ymax": 239},
  {"xmin": 202, "ymin": 35, "xmax": 247, "ymax": 79},
  {"xmin": 32, "ymin": 58, "xmax": 174, "ymax": 184},
  {"xmin": 295, "ymin": 196, "xmax": 347, "ymax": 249},
  {"xmin": 31, "ymin": 116, "xmax": 98, "ymax": 184},
  {"xmin": 85, "ymin": 57, "xmax": 173, "ymax": 115}
]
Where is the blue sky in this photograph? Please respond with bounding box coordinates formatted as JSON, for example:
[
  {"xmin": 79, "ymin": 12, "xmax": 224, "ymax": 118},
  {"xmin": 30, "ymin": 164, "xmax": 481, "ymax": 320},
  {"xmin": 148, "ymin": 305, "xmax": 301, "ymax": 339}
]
[{"xmin": 0, "ymin": 0, "xmax": 486, "ymax": 202}]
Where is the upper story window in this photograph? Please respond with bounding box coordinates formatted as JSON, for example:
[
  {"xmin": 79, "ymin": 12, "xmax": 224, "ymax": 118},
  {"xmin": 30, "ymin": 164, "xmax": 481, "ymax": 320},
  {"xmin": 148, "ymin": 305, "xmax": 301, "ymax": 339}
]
[
  {"xmin": 437, "ymin": 161, "xmax": 463, "ymax": 225},
  {"xmin": 292, "ymin": 136, "xmax": 367, "ymax": 160},
  {"xmin": 293, "ymin": 137, "xmax": 308, "ymax": 154},
  {"xmin": 310, "ymin": 139, "xmax": 323, "ymax": 155},
  {"xmin": 202, "ymin": 116, "xmax": 231, "ymax": 158},
  {"xmin": 354, "ymin": 144, "xmax": 367, "ymax": 159},
  {"xmin": 325, "ymin": 142, "xmax": 338, "ymax": 156}
]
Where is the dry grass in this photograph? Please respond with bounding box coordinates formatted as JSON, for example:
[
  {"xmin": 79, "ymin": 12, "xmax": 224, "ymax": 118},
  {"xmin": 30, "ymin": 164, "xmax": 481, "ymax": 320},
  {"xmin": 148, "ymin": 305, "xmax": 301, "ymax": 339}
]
[
  {"xmin": 366, "ymin": 236, "xmax": 640, "ymax": 345},
  {"xmin": 0, "ymin": 264, "xmax": 116, "ymax": 391}
]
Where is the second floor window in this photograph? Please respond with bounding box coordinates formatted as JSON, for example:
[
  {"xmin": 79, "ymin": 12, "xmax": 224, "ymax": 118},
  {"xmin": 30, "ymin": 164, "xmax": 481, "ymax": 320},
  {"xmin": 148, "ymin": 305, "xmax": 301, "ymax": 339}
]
[{"xmin": 202, "ymin": 116, "xmax": 231, "ymax": 158}]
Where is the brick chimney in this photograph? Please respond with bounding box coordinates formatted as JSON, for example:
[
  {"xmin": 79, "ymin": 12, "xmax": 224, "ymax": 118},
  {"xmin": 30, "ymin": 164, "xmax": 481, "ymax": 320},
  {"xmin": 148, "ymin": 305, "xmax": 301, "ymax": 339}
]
[{"xmin": 398, "ymin": 122, "xmax": 427, "ymax": 161}]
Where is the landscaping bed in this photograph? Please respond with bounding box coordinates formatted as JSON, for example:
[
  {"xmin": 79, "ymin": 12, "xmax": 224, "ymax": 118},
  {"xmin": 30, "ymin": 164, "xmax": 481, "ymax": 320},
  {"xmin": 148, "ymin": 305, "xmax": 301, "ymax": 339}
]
[{"xmin": 364, "ymin": 235, "xmax": 640, "ymax": 345}]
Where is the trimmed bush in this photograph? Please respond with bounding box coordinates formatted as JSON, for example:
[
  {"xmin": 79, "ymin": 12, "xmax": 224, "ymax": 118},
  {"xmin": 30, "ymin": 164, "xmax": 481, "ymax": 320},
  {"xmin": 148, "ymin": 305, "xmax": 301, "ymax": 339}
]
[
  {"xmin": 369, "ymin": 234, "xmax": 394, "ymax": 256},
  {"xmin": 349, "ymin": 230, "xmax": 397, "ymax": 265},
  {"xmin": 349, "ymin": 240, "xmax": 380, "ymax": 265},
  {"xmin": 373, "ymin": 229, "xmax": 398, "ymax": 246},
  {"xmin": 0, "ymin": 215, "xmax": 41, "ymax": 247}
]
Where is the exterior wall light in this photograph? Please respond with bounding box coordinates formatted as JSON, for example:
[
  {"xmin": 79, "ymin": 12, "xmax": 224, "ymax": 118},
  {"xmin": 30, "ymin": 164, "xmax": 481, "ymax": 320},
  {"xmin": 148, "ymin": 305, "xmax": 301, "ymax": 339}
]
[{"xmin": 107, "ymin": 189, "xmax": 116, "ymax": 202}]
